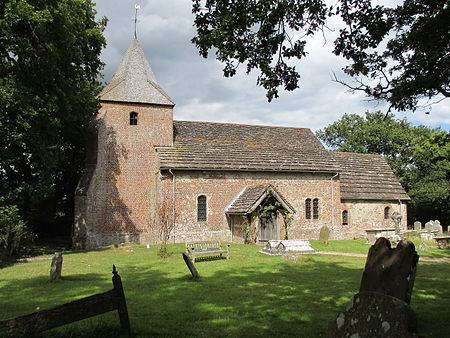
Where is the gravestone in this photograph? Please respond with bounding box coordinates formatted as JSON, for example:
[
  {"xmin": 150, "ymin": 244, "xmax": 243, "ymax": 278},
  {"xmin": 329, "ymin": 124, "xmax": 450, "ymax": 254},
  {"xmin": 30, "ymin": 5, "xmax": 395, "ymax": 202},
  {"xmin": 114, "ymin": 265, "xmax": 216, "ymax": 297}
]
[
  {"xmin": 424, "ymin": 220, "xmax": 434, "ymax": 232},
  {"xmin": 50, "ymin": 252, "xmax": 63, "ymax": 281},
  {"xmin": 432, "ymin": 221, "xmax": 443, "ymax": 235},
  {"xmin": 413, "ymin": 221, "xmax": 422, "ymax": 231},
  {"xmin": 329, "ymin": 238, "xmax": 420, "ymax": 337},
  {"xmin": 319, "ymin": 226, "xmax": 330, "ymax": 245},
  {"xmin": 360, "ymin": 238, "xmax": 419, "ymax": 304},
  {"xmin": 182, "ymin": 253, "xmax": 199, "ymax": 279},
  {"xmin": 328, "ymin": 292, "xmax": 418, "ymax": 337}
]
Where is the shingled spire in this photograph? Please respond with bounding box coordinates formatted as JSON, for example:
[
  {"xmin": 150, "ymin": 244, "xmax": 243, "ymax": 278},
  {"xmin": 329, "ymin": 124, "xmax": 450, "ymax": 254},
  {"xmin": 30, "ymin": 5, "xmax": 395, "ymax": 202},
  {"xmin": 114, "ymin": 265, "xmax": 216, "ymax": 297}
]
[{"xmin": 99, "ymin": 39, "xmax": 174, "ymax": 105}]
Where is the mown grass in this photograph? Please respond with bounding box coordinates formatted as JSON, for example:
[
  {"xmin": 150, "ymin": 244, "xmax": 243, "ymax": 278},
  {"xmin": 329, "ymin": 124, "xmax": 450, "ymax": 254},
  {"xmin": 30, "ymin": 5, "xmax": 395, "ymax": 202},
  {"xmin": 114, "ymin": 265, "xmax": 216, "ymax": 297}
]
[
  {"xmin": 0, "ymin": 242, "xmax": 448, "ymax": 337},
  {"xmin": 310, "ymin": 237, "xmax": 450, "ymax": 259}
]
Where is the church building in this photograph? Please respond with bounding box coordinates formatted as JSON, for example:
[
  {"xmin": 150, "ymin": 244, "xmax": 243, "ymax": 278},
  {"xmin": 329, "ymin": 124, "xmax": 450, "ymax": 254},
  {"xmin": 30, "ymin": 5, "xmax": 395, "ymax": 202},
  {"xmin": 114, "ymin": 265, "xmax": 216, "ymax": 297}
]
[{"xmin": 73, "ymin": 39, "xmax": 410, "ymax": 249}]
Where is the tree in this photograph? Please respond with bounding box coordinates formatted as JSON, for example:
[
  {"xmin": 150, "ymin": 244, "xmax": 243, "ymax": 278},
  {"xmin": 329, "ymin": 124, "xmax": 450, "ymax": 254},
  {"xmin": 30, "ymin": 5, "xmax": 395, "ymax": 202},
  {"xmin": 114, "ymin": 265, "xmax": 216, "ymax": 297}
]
[
  {"xmin": 152, "ymin": 196, "xmax": 178, "ymax": 258},
  {"xmin": 407, "ymin": 131, "xmax": 450, "ymax": 226},
  {"xmin": 316, "ymin": 112, "xmax": 449, "ymax": 225},
  {"xmin": 316, "ymin": 111, "xmax": 434, "ymax": 184},
  {"xmin": 192, "ymin": 0, "xmax": 449, "ymax": 110},
  {"xmin": 0, "ymin": 0, "xmax": 106, "ymax": 237}
]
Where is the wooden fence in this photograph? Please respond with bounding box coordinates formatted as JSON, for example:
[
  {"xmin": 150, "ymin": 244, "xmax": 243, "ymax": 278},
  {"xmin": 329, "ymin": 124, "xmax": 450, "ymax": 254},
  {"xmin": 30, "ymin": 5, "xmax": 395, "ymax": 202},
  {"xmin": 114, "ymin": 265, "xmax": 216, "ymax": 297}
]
[{"xmin": 0, "ymin": 265, "xmax": 131, "ymax": 336}]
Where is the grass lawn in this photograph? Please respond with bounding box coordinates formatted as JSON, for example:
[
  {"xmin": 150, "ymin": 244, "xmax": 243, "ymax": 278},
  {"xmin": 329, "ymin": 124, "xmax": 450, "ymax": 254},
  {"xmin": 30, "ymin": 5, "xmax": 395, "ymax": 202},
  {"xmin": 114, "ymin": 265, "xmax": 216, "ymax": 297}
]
[
  {"xmin": 0, "ymin": 242, "xmax": 449, "ymax": 337},
  {"xmin": 310, "ymin": 237, "xmax": 450, "ymax": 259}
]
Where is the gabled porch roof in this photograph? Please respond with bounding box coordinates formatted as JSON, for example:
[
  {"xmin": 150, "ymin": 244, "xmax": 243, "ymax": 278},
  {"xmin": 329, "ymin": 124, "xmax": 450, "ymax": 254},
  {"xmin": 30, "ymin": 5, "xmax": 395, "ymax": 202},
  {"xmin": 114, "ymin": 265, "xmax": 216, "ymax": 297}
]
[{"xmin": 225, "ymin": 185, "xmax": 295, "ymax": 215}]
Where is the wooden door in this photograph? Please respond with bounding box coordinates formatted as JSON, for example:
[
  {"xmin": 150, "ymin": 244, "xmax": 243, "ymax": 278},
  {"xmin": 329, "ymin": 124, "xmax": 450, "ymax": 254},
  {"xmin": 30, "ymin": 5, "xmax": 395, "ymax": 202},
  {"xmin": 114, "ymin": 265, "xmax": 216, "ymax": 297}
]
[{"xmin": 259, "ymin": 211, "xmax": 278, "ymax": 242}]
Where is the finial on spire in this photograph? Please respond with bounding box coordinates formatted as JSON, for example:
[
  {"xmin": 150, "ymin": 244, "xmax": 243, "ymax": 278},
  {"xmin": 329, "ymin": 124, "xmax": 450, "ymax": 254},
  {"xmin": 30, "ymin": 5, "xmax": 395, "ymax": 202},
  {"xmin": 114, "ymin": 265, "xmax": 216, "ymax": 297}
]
[{"xmin": 134, "ymin": 4, "xmax": 140, "ymax": 39}]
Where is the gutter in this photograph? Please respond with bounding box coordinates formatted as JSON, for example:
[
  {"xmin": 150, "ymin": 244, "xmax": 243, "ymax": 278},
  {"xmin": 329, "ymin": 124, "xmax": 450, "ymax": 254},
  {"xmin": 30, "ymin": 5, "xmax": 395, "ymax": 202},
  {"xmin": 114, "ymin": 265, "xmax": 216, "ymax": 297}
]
[
  {"xmin": 330, "ymin": 173, "xmax": 339, "ymax": 230},
  {"xmin": 169, "ymin": 169, "xmax": 176, "ymax": 243}
]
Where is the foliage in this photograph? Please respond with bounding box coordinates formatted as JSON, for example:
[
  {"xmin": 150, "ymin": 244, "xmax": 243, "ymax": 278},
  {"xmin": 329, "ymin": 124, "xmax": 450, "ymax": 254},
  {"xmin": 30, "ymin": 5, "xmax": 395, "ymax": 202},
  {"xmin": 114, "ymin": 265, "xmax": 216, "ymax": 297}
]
[
  {"xmin": 0, "ymin": 0, "xmax": 106, "ymax": 236},
  {"xmin": 240, "ymin": 214, "xmax": 256, "ymax": 244},
  {"xmin": 0, "ymin": 203, "xmax": 34, "ymax": 259},
  {"xmin": 316, "ymin": 111, "xmax": 434, "ymax": 182},
  {"xmin": 407, "ymin": 131, "xmax": 450, "ymax": 225},
  {"xmin": 192, "ymin": 0, "xmax": 449, "ymax": 110},
  {"xmin": 282, "ymin": 213, "xmax": 293, "ymax": 240},
  {"xmin": 0, "ymin": 243, "xmax": 448, "ymax": 337},
  {"xmin": 152, "ymin": 197, "xmax": 178, "ymax": 258},
  {"xmin": 316, "ymin": 112, "xmax": 449, "ymax": 225}
]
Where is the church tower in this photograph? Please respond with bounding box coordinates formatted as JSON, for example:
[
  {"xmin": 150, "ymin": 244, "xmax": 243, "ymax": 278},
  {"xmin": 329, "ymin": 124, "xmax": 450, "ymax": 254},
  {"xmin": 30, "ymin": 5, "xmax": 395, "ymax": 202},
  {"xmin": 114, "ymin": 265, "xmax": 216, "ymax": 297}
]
[{"xmin": 73, "ymin": 39, "xmax": 174, "ymax": 249}]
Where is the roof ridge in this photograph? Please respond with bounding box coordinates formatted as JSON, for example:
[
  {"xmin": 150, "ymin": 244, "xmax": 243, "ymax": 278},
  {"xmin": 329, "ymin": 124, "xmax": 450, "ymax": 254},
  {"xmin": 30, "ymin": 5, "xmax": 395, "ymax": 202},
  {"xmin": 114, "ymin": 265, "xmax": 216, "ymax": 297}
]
[
  {"xmin": 333, "ymin": 151, "xmax": 383, "ymax": 157},
  {"xmin": 174, "ymin": 120, "xmax": 311, "ymax": 130}
]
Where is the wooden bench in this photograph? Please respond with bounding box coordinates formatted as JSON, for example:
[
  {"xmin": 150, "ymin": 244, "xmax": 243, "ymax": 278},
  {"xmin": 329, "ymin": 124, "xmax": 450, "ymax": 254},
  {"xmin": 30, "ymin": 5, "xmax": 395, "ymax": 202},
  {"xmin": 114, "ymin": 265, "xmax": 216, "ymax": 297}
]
[{"xmin": 185, "ymin": 241, "xmax": 230, "ymax": 262}]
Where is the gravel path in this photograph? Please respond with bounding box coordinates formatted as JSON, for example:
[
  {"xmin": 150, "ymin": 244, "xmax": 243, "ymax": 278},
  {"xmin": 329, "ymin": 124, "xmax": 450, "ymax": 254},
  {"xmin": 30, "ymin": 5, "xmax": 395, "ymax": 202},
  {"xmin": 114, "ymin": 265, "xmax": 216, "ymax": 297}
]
[{"xmin": 319, "ymin": 251, "xmax": 450, "ymax": 263}]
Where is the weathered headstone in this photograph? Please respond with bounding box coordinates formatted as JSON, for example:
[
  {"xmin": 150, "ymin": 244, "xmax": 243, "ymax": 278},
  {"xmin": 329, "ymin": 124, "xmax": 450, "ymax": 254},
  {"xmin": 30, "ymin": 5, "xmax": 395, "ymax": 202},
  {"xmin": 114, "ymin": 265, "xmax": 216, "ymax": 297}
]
[
  {"xmin": 424, "ymin": 220, "xmax": 434, "ymax": 232},
  {"xmin": 328, "ymin": 292, "xmax": 418, "ymax": 337},
  {"xmin": 328, "ymin": 237, "xmax": 420, "ymax": 337},
  {"xmin": 360, "ymin": 238, "xmax": 419, "ymax": 304},
  {"xmin": 432, "ymin": 221, "xmax": 443, "ymax": 236},
  {"xmin": 319, "ymin": 226, "xmax": 330, "ymax": 245},
  {"xmin": 50, "ymin": 252, "xmax": 63, "ymax": 281},
  {"xmin": 413, "ymin": 221, "xmax": 422, "ymax": 231},
  {"xmin": 182, "ymin": 253, "xmax": 199, "ymax": 279}
]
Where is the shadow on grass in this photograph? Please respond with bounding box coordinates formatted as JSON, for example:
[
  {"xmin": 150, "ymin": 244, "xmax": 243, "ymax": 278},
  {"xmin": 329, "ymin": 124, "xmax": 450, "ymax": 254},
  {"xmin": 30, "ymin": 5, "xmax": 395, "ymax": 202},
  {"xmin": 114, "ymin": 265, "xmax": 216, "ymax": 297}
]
[
  {"xmin": 1, "ymin": 251, "xmax": 448, "ymax": 338},
  {"xmin": 123, "ymin": 259, "xmax": 362, "ymax": 337},
  {"xmin": 0, "ymin": 273, "xmax": 112, "ymax": 321},
  {"xmin": 418, "ymin": 247, "xmax": 450, "ymax": 259}
]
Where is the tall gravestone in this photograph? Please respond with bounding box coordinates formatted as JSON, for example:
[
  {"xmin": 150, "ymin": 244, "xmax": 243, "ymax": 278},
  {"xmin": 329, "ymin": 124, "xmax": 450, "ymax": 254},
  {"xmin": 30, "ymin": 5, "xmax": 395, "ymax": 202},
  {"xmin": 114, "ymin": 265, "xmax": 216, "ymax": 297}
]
[
  {"xmin": 424, "ymin": 220, "xmax": 434, "ymax": 232},
  {"xmin": 432, "ymin": 221, "xmax": 443, "ymax": 235},
  {"xmin": 413, "ymin": 221, "xmax": 421, "ymax": 231},
  {"xmin": 50, "ymin": 252, "xmax": 63, "ymax": 281},
  {"xmin": 329, "ymin": 238, "xmax": 419, "ymax": 337},
  {"xmin": 359, "ymin": 238, "xmax": 418, "ymax": 303},
  {"xmin": 319, "ymin": 226, "xmax": 330, "ymax": 245}
]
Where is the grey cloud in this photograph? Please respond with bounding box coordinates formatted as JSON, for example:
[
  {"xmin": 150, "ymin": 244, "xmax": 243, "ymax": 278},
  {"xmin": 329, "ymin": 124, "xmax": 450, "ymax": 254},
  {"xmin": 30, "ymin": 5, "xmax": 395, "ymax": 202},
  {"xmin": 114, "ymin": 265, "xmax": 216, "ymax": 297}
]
[{"xmin": 95, "ymin": 0, "xmax": 449, "ymax": 131}]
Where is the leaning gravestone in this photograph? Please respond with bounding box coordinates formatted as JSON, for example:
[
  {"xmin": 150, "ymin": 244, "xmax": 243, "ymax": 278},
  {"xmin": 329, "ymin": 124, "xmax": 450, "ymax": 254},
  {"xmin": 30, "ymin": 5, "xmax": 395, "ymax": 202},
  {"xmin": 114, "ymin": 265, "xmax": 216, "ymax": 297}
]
[
  {"xmin": 329, "ymin": 238, "xmax": 419, "ymax": 337},
  {"xmin": 319, "ymin": 226, "xmax": 330, "ymax": 245},
  {"xmin": 50, "ymin": 252, "xmax": 63, "ymax": 281},
  {"xmin": 413, "ymin": 221, "xmax": 422, "ymax": 231},
  {"xmin": 182, "ymin": 253, "xmax": 199, "ymax": 279},
  {"xmin": 359, "ymin": 238, "xmax": 418, "ymax": 303},
  {"xmin": 424, "ymin": 220, "xmax": 434, "ymax": 232},
  {"xmin": 432, "ymin": 221, "xmax": 443, "ymax": 236}
]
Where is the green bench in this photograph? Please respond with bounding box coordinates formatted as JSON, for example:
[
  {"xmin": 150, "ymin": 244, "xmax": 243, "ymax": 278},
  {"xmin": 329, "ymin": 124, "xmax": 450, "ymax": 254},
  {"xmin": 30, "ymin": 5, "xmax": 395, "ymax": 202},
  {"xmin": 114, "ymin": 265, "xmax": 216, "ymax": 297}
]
[{"xmin": 185, "ymin": 241, "xmax": 230, "ymax": 262}]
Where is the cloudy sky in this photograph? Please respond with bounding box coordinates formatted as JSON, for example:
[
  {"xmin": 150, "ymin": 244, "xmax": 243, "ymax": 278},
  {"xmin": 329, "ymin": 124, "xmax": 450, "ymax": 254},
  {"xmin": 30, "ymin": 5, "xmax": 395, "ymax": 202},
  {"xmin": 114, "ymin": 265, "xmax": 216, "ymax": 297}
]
[{"xmin": 94, "ymin": 0, "xmax": 449, "ymax": 132}]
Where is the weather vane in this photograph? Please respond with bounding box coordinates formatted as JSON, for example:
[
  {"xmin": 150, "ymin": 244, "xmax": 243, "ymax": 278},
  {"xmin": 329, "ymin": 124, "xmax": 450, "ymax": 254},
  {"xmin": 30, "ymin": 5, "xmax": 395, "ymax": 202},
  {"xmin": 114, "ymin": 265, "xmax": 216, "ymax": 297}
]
[{"xmin": 134, "ymin": 4, "xmax": 140, "ymax": 39}]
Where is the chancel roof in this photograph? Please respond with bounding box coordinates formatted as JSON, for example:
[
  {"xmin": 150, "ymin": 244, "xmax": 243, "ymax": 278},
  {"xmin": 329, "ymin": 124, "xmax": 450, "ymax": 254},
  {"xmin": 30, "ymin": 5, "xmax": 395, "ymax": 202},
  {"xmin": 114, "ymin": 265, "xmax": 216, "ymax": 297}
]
[
  {"xmin": 331, "ymin": 152, "xmax": 410, "ymax": 201},
  {"xmin": 99, "ymin": 39, "xmax": 174, "ymax": 105},
  {"xmin": 158, "ymin": 121, "xmax": 340, "ymax": 173},
  {"xmin": 226, "ymin": 185, "xmax": 295, "ymax": 214}
]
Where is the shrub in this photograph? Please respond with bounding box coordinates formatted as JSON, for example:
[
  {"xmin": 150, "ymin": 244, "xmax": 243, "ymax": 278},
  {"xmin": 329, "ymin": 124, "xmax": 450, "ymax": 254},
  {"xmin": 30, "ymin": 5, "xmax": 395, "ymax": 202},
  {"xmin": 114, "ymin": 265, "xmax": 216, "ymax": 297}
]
[{"xmin": 0, "ymin": 204, "xmax": 34, "ymax": 259}]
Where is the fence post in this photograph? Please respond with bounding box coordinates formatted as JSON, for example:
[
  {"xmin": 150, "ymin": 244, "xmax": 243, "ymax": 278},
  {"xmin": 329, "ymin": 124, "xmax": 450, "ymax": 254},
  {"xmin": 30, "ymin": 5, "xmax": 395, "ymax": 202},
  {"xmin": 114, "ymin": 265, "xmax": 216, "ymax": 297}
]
[{"xmin": 112, "ymin": 265, "xmax": 131, "ymax": 335}]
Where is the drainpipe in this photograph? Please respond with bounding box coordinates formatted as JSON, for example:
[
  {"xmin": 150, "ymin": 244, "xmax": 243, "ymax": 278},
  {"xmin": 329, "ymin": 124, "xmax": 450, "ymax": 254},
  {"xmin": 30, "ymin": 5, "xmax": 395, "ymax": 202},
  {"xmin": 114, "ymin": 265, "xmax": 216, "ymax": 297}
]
[
  {"xmin": 330, "ymin": 173, "xmax": 339, "ymax": 231},
  {"xmin": 398, "ymin": 199, "xmax": 403, "ymax": 229},
  {"xmin": 169, "ymin": 169, "xmax": 176, "ymax": 243}
]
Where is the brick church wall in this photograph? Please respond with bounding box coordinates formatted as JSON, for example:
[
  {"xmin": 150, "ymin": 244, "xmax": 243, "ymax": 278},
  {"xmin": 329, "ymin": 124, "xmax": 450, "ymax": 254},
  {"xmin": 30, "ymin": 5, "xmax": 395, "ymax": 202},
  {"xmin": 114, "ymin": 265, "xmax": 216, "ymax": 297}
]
[
  {"xmin": 340, "ymin": 200, "xmax": 408, "ymax": 239},
  {"xmin": 159, "ymin": 170, "xmax": 343, "ymax": 243},
  {"xmin": 74, "ymin": 101, "xmax": 173, "ymax": 248}
]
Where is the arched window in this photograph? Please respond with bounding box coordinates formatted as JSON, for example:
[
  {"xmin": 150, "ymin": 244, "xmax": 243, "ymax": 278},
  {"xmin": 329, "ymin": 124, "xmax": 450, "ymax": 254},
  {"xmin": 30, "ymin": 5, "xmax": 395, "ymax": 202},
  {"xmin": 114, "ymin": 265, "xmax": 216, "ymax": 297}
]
[
  {"xmin": 342, "ymin": 210, "xmax": 348, "ymax": 225},
  {"xmin": 197, "ymin": 195, "xmax": 207, "ymax": 222},
  {"xmin": 129, "ymin": 112, "xmax": 138, "ymax": 125},
  {"xmin": 384, "ymin": 206, "xmax": 391, "ymax": 220},
  {"xmin": 313, "ymin": 198, "xmax": 319, "ymax": 219},
  {"xmin": 305, "ymin": 198, "xmax": 311, "ymax": 219}
]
